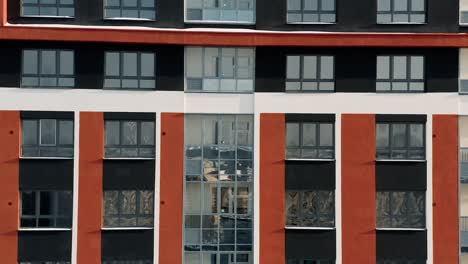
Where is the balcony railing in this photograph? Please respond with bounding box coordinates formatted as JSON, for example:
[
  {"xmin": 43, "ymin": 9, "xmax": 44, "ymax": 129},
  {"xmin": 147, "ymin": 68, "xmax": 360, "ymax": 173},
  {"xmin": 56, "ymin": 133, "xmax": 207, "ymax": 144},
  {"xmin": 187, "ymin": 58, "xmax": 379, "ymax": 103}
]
[{"xmin": 461, "ymin": 148, "xmax": 468, "ymax": 184}]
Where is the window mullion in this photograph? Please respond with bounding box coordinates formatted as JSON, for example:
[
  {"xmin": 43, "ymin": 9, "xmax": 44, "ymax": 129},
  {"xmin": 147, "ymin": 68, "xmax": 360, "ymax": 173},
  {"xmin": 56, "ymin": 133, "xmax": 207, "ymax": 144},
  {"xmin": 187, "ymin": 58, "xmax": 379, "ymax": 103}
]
[{"xmin": 36, "ymin": 191, "xmax": 41, "ymax": 227}]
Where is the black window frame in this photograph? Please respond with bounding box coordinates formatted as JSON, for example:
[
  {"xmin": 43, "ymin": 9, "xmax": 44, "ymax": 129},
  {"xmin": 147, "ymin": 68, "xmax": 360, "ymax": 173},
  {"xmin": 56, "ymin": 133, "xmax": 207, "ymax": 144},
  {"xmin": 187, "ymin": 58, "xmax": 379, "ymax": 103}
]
[
  {"xmin": 103, "ymin": 0, "xmax": 156, "ymax": 20},
  {"xmin": 103, "ymin": 190, "xmax": 154, "ymax": 228},
  {"xmin": 104, "ymin": 119, "xmax": 156, "ymax": 158},
  {"xmin": 377, "ymin": 0, "xmax": 426, "ymax": 24},
  {"xmin": 21, "ymin": 118, "xmax": 74, "ymax": 158},
  {"xmin": 376, "ymin": 122, "xmax": 425, "ymax": 160},
  {"xmin": 104, "ymin": 51, "xmax": 157, "ymax": 90},
  {"xmin": 286, "ymin": 121, "xmax": 335, "ymax": 159},
  {"xmin": 286, "ymin": 0, "xmax": 336, "ymax": 23},
  {"xmin": 285, "ymin": 190, "xmax": 335, "ymax": 228},
  {"xmin": 20, "ymin": 190, "xmax": 73, "ymax": 229},
  {"xmin": 376, "ymin": 55, "xmax": 425, "ymax": 93},
  {"xmin": 21, "ymin": 49, "xmax": 75, "ymax": 89},
  {"xmin": 285, "ymin": 55, "xmax": 335, "ymax": 93},
  {"xmin": 376, "ymin": 191, "xmax": 426, "ymax": 229},
  {"xmin": 21, "ymin": 0, "xmax": 75, "ymax": 17}
]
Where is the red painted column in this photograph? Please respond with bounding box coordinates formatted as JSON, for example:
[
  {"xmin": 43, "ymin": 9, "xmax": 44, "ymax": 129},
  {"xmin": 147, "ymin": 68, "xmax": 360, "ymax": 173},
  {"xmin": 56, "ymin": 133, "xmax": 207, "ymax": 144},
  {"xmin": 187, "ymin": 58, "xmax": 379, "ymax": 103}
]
[
  {"xmin": 342, "ymin": 114, "xmax": 376, "ymax": 264},
  {"xmin": 260, "ymin": 113, "xmax": 286, "ymax": 264},
  {"xmin": 77, "ymin": 112, "xmax": 104, "ymax": 264},
  {"xmin": 433, "ymin": 115, "xmax": 459, "ymax": 263},
  {"xmin": 0, "ymin": 0, "xmax": 6, "ymax": 26},
  {"xmin": 0, "ymin": 111, "xmax": 20, "ymax": 264},
  {"xmin": 159, "ymin": 113, "xmax": 184, "ymax": 264}
]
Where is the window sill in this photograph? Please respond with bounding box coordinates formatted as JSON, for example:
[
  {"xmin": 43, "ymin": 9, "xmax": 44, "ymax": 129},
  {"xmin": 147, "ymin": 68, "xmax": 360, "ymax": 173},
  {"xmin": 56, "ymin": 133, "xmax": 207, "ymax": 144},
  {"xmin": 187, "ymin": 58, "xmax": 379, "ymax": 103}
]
[
  {"xmin": 376, "ymin": 227, "xmax": 426, "ymax": 231},
  {"xmin": 285, "ymin": 226, "xmax": 335, "ymax": 230},
  {"xmin": 376, "ymin": 22, "xmax": 427, "ymax": 25},
  {"xmin": 375, "ymin": 90, "xmax": 425, "ymax": 94},
  {"xmin": 185, "ymin": 90, "xmax": 254, "ymax": 94},
  {"xmin": 19, "ymin": 228, "xmax": 72, "ymax": 231},
  {"xmin": 20, "ymin": 15, "xmax": 75, "ymax": 19},
  {"xmin": 184, "ymin": 20, "xmax": 255, "ymax": 25},
  {"xmin": 284, "ymin": 90, "xmax": 335, "ymax": 93},
  {"xmin": 103, "ymin": 17, "xmax": 155, "ymax": 22},
  {"xmin": 102, "ymin": 88, "xmax": 157, "ymax": 91},
  {"xmin": 286, "ymin": 22, "xmax": 336, "ymax": 25},
  {"xmin": 20, "ymin": 156, "xmax": 74, "ymax": 160},
  {"xmin": 286, "ymin": 158, "xmax": 335, "ymax": 162},
  {"xmin": 20, "ymin": 86, "xmax": 75, "ymax": 89},
  {"xmin": 101, "ymin": 227, "xmax": 154, "ymax": 231},
  {"xmin": 376, "ymin": 159, "xmax": 426, "ymax": 163},
  {"xmin": 103, "ymin": 157, "xmax": 155, "ymax": 160}
]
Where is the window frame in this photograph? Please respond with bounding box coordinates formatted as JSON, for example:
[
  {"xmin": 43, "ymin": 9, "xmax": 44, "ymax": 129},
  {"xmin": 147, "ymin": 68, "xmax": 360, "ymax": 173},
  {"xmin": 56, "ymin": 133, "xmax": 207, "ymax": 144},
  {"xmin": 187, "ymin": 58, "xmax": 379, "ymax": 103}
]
[
  {"xmin": 377, "ymin": 260, "xmax": 426, "ymax": 264},
  {"xmin": 21, "ymin": 0, "xmax": 75, "ymax": 17},
  {"xmin": 103, "ymin": 190, "xmax": 155, "ymax": 228},
  {"xmin": 103, "ymin": 0, "xmax": 156, "ymax": 20},
  {"xmin": 184, "ymin": 0, "xmax": 256, "ymax": 24},
  {"xmin": 376, "ymin": 122, "xmax": 426, "ymax": 161},
  {"xmin": 376, "ymin": 191, "xmax": 426, "ymax": 229},
  {"xmin": 286, "ymin": 0, "xmax": 337, "ymax": 24},
  {"xmin": 20, "ymin": 190, "xmax": 73, "ymax": 229},
  {"xmin": 21, "ymin": 118, "xmax": 75, "ymax": 158},
  {"xmin": 286, "ymin": 121, "xmax": 335, "ymax": 160},
  {"xmin": 376, "ymin": 0, "xmax": 426, "ymax": 24},
  {"xmin": 21, "ymin": 49, "xmax": 75, "ymax": 89},
  {"xmin": 185, "ymin": 47, "xmax": 255, "ymax": 93},
  {"xmin": 285, "ymin": 55, "xmax": 335, "ymax": 93},
  {"xmin": 104, "ymin": 119, "xmax": 156, "ymax": 159},
  {"xmin": 103, "ymin": 51, "xmax": 157, "ymax": 90},
  {"xmin": 376, "ymin": 55, "xmax": 425, "ymax": 93},
  {"xmin": 285, "ymin": 190, "xmax": 335, "ymax": 228},
  {"xmin": 287, "ymin": 260, "xmax": 336, "ymax": 264}
]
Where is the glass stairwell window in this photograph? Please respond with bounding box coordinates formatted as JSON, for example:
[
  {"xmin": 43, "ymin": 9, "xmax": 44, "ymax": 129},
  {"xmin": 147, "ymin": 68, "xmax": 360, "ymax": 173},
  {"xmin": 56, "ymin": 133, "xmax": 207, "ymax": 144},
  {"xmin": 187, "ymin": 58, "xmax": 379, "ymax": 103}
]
[
  {"xmin": 186, "ymin": 0, "xmax": 255, "ymax": 23},
  {"xmin": 460, "ymin": 117, "xmax": 468, "ymax": 255},
  {"xmin": 186, "ymin": 47, "xmax": 255, "ymax": 93}
]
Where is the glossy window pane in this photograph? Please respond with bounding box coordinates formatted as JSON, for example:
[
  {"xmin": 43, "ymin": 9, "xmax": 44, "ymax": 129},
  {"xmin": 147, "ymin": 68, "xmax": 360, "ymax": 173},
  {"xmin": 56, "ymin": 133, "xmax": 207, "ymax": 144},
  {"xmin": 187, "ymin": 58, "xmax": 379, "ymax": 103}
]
[
  {"xmin": 23, "ymin": 50, "xmax": 38, "ymax": 74},
  {"xmin": 410, "ymin": 56, "xmax": 424, "ymax": 80},
  {"xmin": 319, "ymin": 123, "xmax": 333, "ymax": 147},
  {"xmin": 141, "ymin": 121, "xmax": 155, "ymax": 145},
  {"xmin": 303, "ymin": 56, "xmax": 317, "ymax": 79},
  {"xmin": 377, "ymin": 56, "xmax": 390, "ymax": 79},
  {"xmin": 41, "ymin": 51, "xmax": 57, "ymax": 75},
  {"xmin": 287, "ymin": 56, "xmax": 301, "ymax": 79},
  {"xmin": 141, "ymin": 53, "xmax": 155, "ymax": 77},
  {"xmin": 40, "ymin": 119, "xmax": 56, "ymax": 145},
  {"xmin": 302, "ymin": 123, "xmax": 316, "ymax": 147},
  {"xmin": 122, "ymin": 121, "xmax": 138, "ymax": 145},
  {"xmin": 393, "ymin": 56, "xmax": 407, "ymax": 79},
  {"xmin": 286, "ymin": 123, "xmax": 300, "ymax": 147},
  {"xmin": 22, "ymin": 120, "xmax": 38, "ymax": 145},
  {"xmin": 105, "ymin": 121, "xmax": 120, "ymax": 145},
  {"xmin": 123, "ymin": 53, "xmax": 138, "ymax": 77},
  {"xmin": 59, "ymin": 51, "xmax": 74, "ymax": 75},
  {"xmin": 59, "ymin": 120, "xmax": 74, "ymax": 145},
  {"xmin": 320, "ymin": 56, "xmax": 334, "ymax": 79},
  {"xmin": 106, "ymin": 52, "xmax": 120, "ymax": 76}
]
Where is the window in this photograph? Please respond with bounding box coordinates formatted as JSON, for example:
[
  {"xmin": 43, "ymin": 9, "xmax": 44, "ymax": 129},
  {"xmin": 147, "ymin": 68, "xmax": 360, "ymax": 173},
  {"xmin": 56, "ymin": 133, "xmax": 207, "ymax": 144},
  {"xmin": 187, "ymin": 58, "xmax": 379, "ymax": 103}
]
[
  {"xmin": 184, "ymin": 115, "xmax": 253, "ymax": 264},
  {"xmin": 22, "ymin": 119, "xmax": 74, "ymax": 158},
  {"xmin": 377, "ymin": 0, "xmax": 425, "ymax": 23},
  {"xmin": 376, "ymin": 191, "xmax": 425, "ymax": 229},
  {"xmin": 286, "ymin": 190, "xmax": 334, "ymax": 227},
  {"xmin": 186, "ymin": 0, "xmax": 255, "ymax": 23},
  {"xmin": 286, "ymin": 122, "xmax": 334, "ymax": 159},
  {"xmin": 461, "ymin": 0, "xmax": 468, "ymax": 24},
  {"xmin": 104, "ymin": 52, "xmax": 156, "ymax": 89},
  {"xmin": 286, "ymin": 55, "xmax": 334, "ymax": 92},
  {"xmin": 376, "ymin": 55, "xmax": 424, "ymax": 92},
  {"xmin": 376, "ymin": 122, "xmax": 425, "ymax": 160},
  {"xmin": 22, "ymin": 0, "xmax": 74, "ymax": 17},
  {"xmin": 20, "ymin": 191, "xmax": 73, "ymax": 228},
  {"xmin": 104, "ymin": 0, "xmax": 155, "ymax": 20},
  {"xmin": 185, "ymin": 47, "xmax": 255, "ymax": 92},
  {"xmin": 22, "ymin": 50, "xmax": 75, "ymax": 88},
  {"xmin": 377, "ymin": 260, "xmax": 426, "ymax": 264},
  {"xmin": 19, "ymin": 262, "xmax": 71, "ymax": 264},
  {"xmin": 105, "ymin": 120, "xmax": 155, "ymax": 158},
  {"xmin": 287, "ymin": 260, "xmax": 335, "ymax": 264},
  {"xmin": 103, "ymin": 190, "xmax": 154, "ymax": 227},
  {"xmin": 287, "ymin": 0, "xmax": 336, "ymax": 23}
]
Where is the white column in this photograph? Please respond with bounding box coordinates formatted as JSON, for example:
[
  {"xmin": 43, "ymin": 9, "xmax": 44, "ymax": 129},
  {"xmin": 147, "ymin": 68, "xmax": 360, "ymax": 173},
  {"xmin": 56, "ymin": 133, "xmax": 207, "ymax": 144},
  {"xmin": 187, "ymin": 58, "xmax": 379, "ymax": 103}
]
[
  {"xmin": 335, "ymin": 113, "xmax": 342, "ymax": 264},
  {"xmin": 154, "ymin": 112, "xmax": 161, "ymax": 264},
  {"xmin": 253, "ymin": 112, "xmax": 261, "ymax": 264},
  {"xmin": 426, "ymin": 114, "xmax": 434, "ymax": 264},
  {"xmin": 71, "ymin": 111, "xmax": 80, "ymax": 264}
]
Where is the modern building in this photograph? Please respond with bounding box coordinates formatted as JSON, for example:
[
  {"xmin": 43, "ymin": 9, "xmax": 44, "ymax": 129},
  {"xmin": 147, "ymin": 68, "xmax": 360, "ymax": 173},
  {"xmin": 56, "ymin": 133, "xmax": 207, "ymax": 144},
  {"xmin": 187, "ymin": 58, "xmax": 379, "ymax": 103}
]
[{"xmin": 0, "ymin": 0, "xmax": 467, "ymax": 263}]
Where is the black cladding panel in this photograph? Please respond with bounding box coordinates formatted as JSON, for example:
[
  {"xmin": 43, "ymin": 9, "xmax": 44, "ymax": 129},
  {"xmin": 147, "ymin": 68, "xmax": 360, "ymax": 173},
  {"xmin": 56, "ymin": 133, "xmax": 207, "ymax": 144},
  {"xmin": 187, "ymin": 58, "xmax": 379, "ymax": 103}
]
[
  {"xmin": 376, "ymin": 162, "xmax": 427, "ymax": 191},
  {"xmin": 101, "ymin": 230, "xmax": 154, "ymax": 260},
  {"xmin": 286, "ymin": 161, "xmax": 335, "ymax": 190},
  {"xmin": 18, "ymin": 231, "xmax": 72, "ymax": 261},
  {"xmin": 286, "ymin": 230, "xmax": 336, "ymax": 260},
  {"xmin": 20, "ymin": 159, "xmax": 74, "ymax": 190},
  {"xmin": 376, "ymin": 230, "xmax": 427, "ymax": 259},
  {"xmin": 103, "ymin": 160, "xmax": 155, "ymax": 190}
]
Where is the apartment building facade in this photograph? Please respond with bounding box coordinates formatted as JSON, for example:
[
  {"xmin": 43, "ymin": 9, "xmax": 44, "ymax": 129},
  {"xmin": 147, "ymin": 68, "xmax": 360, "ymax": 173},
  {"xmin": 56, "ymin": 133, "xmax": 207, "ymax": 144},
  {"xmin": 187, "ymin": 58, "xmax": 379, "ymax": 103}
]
[{"xmin": 0, "ymin": 0, "xmax": 466, "ymax": 263}]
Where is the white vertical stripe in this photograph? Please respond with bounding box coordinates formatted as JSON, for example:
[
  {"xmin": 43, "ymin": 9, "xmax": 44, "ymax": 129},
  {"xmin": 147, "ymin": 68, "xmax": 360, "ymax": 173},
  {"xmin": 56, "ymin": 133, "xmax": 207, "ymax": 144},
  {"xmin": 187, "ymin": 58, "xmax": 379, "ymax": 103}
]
[
  {"xmin": 427, "ymin": 115, "xmax": 434, "ymax": 264},
  {"xmin": 253, "ymin": 113, "xmax": 261, "ymax": 264},
  {"xmin": 154, "ymin": 112, "xmax": 161, "ymax": 264},
  {"xmin": 335, "ymin": 113, "xmax": 342, "ymax": 264},
  {"xmin": 71, "ymin": 111, "xmax": 80, "ymax": 264}
]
